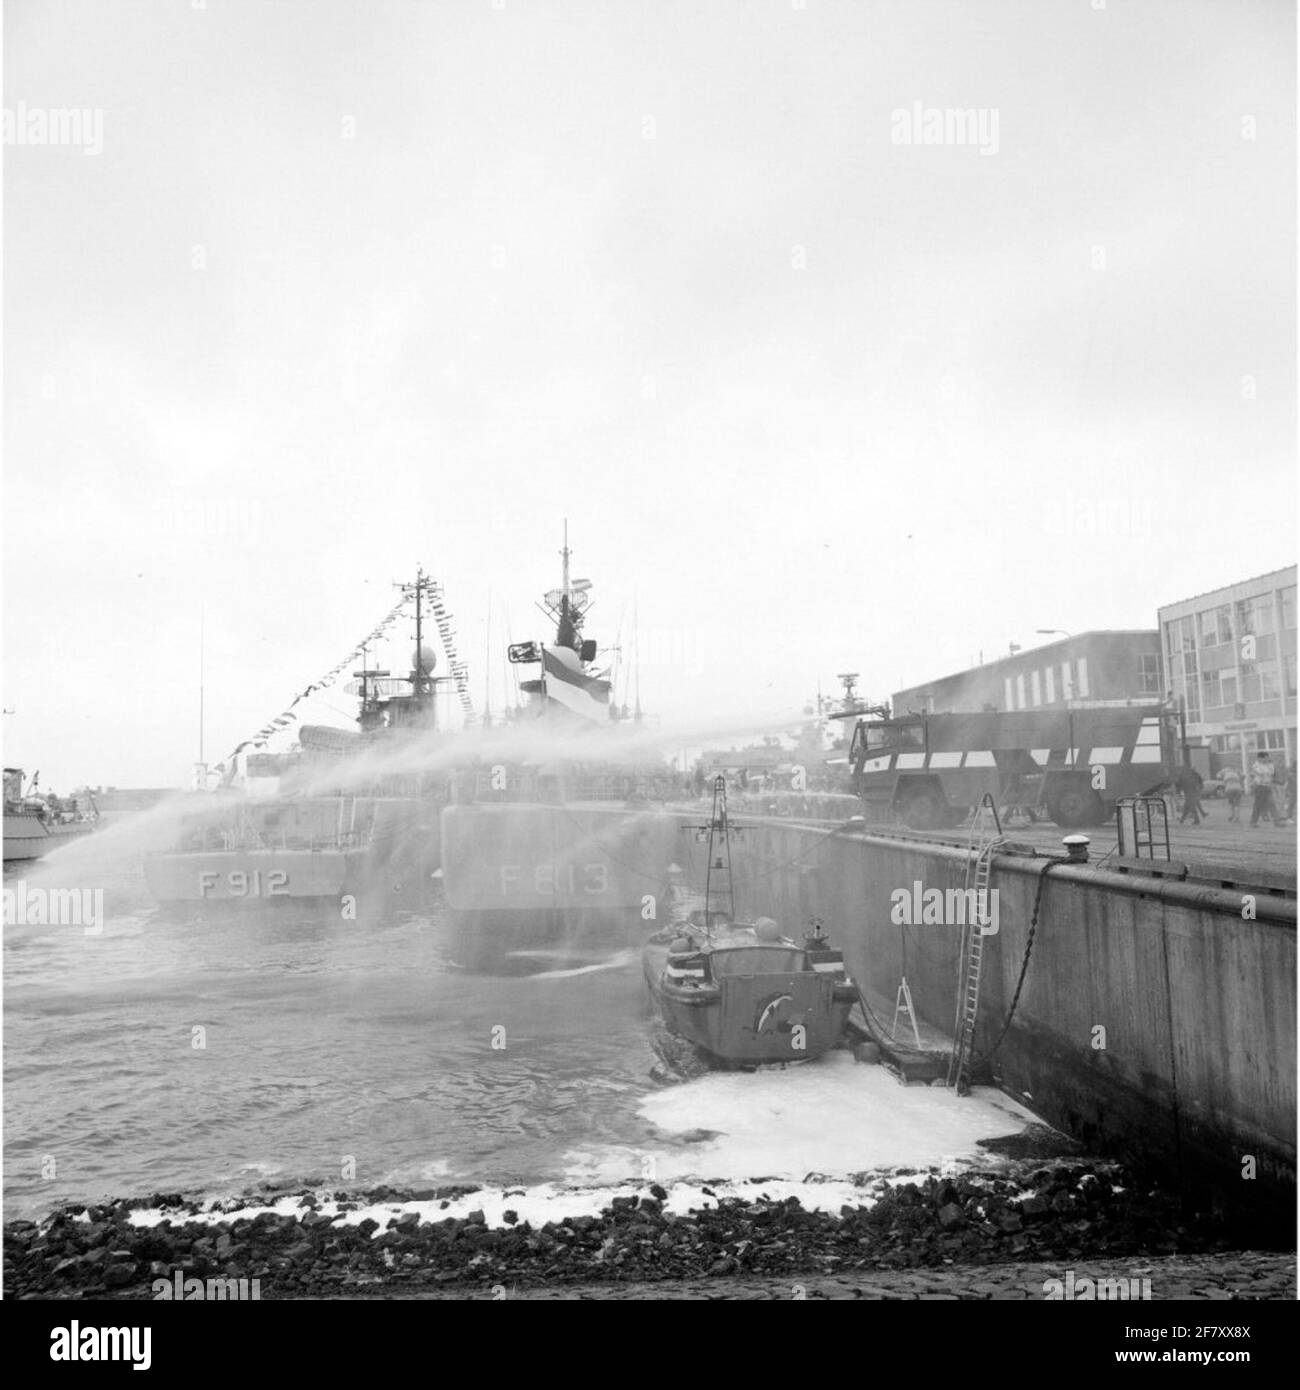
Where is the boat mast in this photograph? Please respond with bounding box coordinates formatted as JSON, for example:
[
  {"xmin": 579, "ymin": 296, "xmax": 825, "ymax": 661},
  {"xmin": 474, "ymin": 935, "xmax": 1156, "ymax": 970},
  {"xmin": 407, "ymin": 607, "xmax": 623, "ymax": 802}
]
[{"xmin": 702, "ymin": 774, "xmax": 735, "ymax": 930}]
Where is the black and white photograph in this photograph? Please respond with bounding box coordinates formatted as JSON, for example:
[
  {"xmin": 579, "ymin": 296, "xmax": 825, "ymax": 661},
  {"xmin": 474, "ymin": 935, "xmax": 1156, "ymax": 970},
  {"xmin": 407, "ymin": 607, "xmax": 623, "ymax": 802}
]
[{"xmin": 2, "ymin": 0, "xmax": 1296, "ymax": 1337}]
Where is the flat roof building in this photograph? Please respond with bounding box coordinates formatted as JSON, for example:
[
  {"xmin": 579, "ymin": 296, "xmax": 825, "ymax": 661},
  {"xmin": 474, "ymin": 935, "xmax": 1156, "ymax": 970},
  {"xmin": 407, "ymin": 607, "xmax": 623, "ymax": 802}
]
[
  {"xmin": 893, "ymin": 630, "xmax": 1163, "ymax": 716},
  {"xmin": 1157, "ymin": 566, "xmax": 1297, "ymax": 774}
]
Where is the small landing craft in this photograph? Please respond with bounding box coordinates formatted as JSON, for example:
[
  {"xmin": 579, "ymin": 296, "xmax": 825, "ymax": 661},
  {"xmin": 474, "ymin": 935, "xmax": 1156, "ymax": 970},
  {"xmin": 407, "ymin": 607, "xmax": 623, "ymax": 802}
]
[{"xmin": 642, "ymin": 777, "xmax": 857, "ymax": 1066}]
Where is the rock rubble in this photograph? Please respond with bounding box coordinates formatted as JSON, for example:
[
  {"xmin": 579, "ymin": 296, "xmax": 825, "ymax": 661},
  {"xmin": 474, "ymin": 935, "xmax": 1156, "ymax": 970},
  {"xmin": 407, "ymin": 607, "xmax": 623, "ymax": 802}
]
[{"xmin": 6, "ymin": 1161, "xmax": 1291, "ymax": 1300}]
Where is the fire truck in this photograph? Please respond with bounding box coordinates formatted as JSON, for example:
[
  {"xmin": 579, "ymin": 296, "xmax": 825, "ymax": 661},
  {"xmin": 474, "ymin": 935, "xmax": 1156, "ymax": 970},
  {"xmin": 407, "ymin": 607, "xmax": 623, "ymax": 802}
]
[{"xmin": 841, "ymin": 703, "xmax": 1180, "ymax": 829}]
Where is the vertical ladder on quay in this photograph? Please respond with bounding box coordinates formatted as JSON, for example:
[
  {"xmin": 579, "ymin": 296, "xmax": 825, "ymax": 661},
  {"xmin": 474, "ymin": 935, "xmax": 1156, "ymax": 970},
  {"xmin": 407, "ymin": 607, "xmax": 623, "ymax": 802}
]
[{"xmin": 947, "ymin": 795, "xmax": 1004, "ymax": 1094}]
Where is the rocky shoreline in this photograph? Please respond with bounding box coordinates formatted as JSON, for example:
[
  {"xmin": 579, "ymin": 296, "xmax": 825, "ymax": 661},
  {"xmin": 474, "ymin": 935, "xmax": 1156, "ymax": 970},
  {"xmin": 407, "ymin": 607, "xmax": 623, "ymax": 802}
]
[{"xmin": 7, "ymin": 1158, "xmax": 1294, "ymax": 1300}]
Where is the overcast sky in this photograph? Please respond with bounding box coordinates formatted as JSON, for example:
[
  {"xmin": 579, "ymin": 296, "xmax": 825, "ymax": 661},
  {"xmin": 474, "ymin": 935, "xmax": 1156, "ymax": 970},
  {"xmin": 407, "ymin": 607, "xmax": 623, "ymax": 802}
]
[{"xmin": 3, "ymin": 0, "xmax": 1295, "ymax": 789}]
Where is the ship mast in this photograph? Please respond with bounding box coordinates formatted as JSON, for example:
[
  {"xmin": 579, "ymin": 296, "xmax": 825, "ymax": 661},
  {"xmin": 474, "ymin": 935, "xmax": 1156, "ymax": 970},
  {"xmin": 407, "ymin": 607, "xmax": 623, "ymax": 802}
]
[
  {"xmin": 393, "ymin": 569, "xmax": 439, "ymax": 721},
  {"xmin": 415, "ymin": 568, "xmax": 425, "ymax": 698},
  {"xmin": 553, "ymin": 519, "xmax": 579, "ymax": 651}
]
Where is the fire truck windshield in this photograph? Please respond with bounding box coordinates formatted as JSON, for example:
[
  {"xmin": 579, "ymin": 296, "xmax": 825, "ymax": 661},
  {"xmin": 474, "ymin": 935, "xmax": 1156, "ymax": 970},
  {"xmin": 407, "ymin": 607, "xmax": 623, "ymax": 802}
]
[{"xmin": 861, "ymin": 721, "xmax": 923, "ymax": 752}]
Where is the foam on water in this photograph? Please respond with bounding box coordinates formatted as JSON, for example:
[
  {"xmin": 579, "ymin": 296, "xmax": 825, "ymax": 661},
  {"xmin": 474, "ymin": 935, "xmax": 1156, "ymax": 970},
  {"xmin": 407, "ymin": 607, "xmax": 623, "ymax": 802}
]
[
  {"xmin": 123, "ymin": 1176, "xmax": 883, "ymax": 1234},
  {"xmin": 525, "ymin": 947, "xmax": 641, "ymax": 980},
  {"xmin": 565, "ymin": 1051, "xmax": 1039, "ymax": 1186}
]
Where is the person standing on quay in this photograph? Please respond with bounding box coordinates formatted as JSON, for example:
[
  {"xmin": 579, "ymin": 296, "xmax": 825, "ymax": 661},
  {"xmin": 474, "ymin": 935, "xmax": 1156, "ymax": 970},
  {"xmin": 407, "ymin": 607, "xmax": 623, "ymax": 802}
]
[
  {"xmin": 1176, "ymin": 762, "xmax": 1205, "ymax": 825},
  {"xmin": 1220, "ymin": 762, "xmax": 1244, "ymax": 823},
  {"xmin": 1274, "ymin": 760, "xmax": 1293, "ymax": 827},
  {"xmin": 1249, "ymin": 751, "xmax": 1276, "ymax": 827}
]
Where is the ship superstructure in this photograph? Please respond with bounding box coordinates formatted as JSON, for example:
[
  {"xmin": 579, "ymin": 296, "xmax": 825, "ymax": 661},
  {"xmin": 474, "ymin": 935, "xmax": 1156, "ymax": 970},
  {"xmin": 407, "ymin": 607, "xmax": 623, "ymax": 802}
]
[
  {"xmin": 144, "ymin": 573, "xmax": 466, "ymax": 906},
  {"xmin": 439, "ymin": 529, "xmax": 678, "ymax": 967}
]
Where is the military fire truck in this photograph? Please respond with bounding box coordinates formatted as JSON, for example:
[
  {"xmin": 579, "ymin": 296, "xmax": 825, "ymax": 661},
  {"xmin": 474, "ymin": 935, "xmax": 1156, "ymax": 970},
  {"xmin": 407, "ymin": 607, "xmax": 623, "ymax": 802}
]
[{"xmin": 840, "ymin": 703, "xmax": 1180, "ymax": 829}]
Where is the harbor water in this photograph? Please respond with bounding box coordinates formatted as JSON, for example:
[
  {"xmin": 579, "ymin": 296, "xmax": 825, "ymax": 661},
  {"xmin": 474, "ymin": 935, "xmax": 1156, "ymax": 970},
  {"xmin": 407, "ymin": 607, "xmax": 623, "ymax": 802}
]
[{"xmin": 4, "ymin": 831, "xmax": 1042, "ymax": 1224}]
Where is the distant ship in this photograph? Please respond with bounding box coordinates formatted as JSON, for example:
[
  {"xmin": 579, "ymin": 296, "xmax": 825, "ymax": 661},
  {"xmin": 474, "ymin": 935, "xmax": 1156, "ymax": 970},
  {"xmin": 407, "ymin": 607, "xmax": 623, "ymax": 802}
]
[
  {"xmin": 439, "ymin": 529, "xmax": 679, "ymax": 967},
  {"xmin": 144, "ymin": 572, "xmax": 462, "ymax": 907},
  {"xmin": 3, "ymin": 769, "xmax": 98, "ymax": 864}
]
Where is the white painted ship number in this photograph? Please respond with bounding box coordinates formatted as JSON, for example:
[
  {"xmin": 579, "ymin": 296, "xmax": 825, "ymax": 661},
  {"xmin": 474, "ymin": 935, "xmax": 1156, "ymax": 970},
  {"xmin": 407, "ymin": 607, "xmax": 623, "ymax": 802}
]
[
  {"xmin": 497, "ymin": 863, "xmax": 609, "ymax": 896},
  {"xmin": 197, "ymin": 870, "xmax": 290, "ymax": 897}
]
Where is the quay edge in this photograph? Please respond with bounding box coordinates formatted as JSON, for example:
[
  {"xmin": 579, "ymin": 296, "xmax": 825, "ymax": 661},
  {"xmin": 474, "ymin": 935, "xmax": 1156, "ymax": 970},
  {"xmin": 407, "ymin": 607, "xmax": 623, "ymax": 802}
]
[{"xmin": 673, "ymin": 811, "xmax": 1296, "ymax": 1231}]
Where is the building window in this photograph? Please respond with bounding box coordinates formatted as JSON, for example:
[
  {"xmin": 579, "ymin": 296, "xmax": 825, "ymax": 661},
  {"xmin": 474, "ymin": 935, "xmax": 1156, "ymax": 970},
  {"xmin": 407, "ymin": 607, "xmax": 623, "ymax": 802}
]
[
  {"xmin": 1199, "ymin": 605, "xmax": 1232, "ymax": 648},
  {"xmin": 1285, "ymin": 655, "xmax": 1297, "ymax": 698},
  {"xmin": 1281, "ymin": 586, "xmax": 1296, "ymax": 631},
  {"xmin": 1045, "ymin": 666, "xmax": 1056, "ymax": 703},
  {"xmin": 1261, "ymin": 667, "xmax": 1282, "ymax": 703},
  {"xmin": 1241, "ymin": 669, "xmax": 1262, "ymax": 705},
  {"xmin": 1016, "ymin": 674, "xmax": 1026, "ymax": 710},
  {"xmin": 1237, "ymin": 595, "xmax": 1276, "ymax": 636},
  {"xmin": 1004, "ymin": 677, "xmax": 1014, "ymax": 711},
  {"xmin": 1076, "ymin": 656, "xmax": 1089, "ymax": 697},
  {"xmin": 1060, "ymin": 662, "xmax": 1073, "ymax": 700},
  {"xmin": 1202, "ymin": 670, "xmax": 1239, "ymax": 711},
  {"xmin": 1030, "ymin": 670, "xmax": 1041, "ymax": 707},
  {"xmin": 1182, "ymin": 651, "xmax": 1198, "ymax": 690},
  {"xmin": 1138, "ymin": 652, "xmax": 1161, "ymax": 694}
]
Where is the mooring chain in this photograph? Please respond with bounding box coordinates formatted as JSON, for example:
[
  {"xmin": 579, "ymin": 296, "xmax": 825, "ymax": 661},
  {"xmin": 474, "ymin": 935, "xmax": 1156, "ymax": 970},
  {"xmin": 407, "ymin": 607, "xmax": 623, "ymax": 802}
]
[{"xmin": 980, "ymin": 857, "xmax": 1063, "ymax": 1066}]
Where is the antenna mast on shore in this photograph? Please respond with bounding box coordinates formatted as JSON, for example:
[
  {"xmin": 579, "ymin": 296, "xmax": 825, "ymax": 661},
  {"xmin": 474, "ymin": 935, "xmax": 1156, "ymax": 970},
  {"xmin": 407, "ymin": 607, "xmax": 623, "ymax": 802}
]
[
  {"xmin": 483, "ymin": 591, "xmax": 493, "ymax": 727},
  {"xmin": 194, "ymin": 605, "xmax": 208, "ymax": 790}
]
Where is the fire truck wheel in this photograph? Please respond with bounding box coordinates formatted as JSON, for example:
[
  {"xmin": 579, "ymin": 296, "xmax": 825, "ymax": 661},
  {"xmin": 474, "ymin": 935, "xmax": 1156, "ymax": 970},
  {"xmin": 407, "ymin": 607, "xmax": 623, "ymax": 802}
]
[
  {"xmin": 897, "ymin": 788, "xmax": 947, "ymax": 830},
  {"xmin": 1048, "ymin": 783, "xmax": 1106, "ymax": 828}
]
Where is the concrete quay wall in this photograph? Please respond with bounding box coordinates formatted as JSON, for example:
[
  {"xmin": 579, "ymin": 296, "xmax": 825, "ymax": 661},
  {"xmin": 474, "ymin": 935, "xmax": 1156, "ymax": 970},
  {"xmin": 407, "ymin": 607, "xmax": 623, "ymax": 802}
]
[{"xmin": 679, "ymin": 816, "xmax": 1296, "ymax": 1218}]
